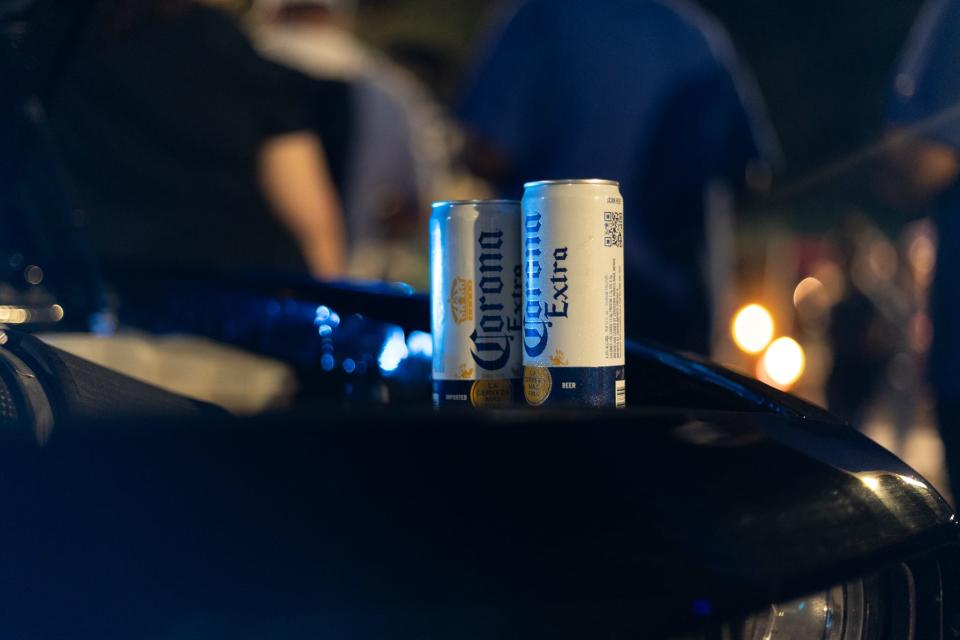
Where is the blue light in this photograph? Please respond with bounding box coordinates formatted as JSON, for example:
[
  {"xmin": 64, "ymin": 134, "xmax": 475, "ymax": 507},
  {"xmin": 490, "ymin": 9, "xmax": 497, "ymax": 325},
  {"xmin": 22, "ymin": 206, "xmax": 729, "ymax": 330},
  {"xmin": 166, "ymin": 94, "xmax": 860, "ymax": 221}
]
[
  {"xmin": 407, "ymin": 331, "xmax": 433, "ymax": 358},
  {"xmin": 692, "ymin": 599, "xmax": 711, "ymax": 617},
  {"xmin": 378, "ymin": 326, "xmax": 409, "ymax": 374},
  {"xmin": 89, "ymin": 311, "xmax": 116, "ymax": 336},
  {"xmin": 392, "ymin": 282, "xmax": 415, "ymax": 295},
  {"xmin": 343, "ymin": 358, "xmax": 356, "ymax": 374},
  {"xmin": 315, "ymin": 305, "xmax": 340, "ymax": 337},
  {"xmin": 321, "ymin": 354, "xmax": 335, "ymax": 372}
]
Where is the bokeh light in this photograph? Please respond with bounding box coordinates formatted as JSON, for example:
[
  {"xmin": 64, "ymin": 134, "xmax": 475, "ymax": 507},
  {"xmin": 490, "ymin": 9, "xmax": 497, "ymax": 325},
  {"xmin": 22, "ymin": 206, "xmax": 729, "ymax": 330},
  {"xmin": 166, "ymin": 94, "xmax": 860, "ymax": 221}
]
[
  {"xmin": 811, "ymin": 259, "xmax": 845, "ymax": 305},
  {"xmin": 732, "ymin": 304, "xmax": 775, "ymax": 354},
  {"xmin": 759, "ymin": 337, "xmax": 806, "ymax": 390},
  {"xmin": 321, "ymin": 353, "xmax": 335, "ymax": 372},
  {"xmin": 868, "ymin": 238, "xmax": 898, "ymax": 281},
  {"xmin": 379, "ymin": 326, "xmax": 409, "ymax": 374},
  {"xmin": 0, "ymin": 306, "xmax": 30, "ymax": 324},
  {"xmin": 908, "ymin": 232, "xmax": 936, "ymax": 285},
  {"xmin": 24, "ymin": 265, "xmax": 43, "ymax": 285},
  {"xmin": 406, "ymin": 331, "xmax": 433, "ymax": 358},
  {"xmin": 792, "ymin": 276, "xmax": 825, "ymax": 308}
]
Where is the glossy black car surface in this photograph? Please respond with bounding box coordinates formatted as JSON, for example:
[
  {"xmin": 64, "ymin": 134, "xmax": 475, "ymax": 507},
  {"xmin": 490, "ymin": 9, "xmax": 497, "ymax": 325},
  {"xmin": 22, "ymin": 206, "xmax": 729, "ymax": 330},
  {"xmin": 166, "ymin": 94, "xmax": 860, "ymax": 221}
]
[{"xmin": 0, "ymin": 274, "xmax": 956, "ymax": 639}]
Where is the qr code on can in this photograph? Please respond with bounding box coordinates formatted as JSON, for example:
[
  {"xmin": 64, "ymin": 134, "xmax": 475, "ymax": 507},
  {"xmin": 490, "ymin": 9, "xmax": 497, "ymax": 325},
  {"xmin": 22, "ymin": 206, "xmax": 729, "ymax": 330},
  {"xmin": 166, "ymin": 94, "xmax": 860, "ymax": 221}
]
[{"xmin": 603, "ymin": 211, "xmax": 623, "ymax": 248}]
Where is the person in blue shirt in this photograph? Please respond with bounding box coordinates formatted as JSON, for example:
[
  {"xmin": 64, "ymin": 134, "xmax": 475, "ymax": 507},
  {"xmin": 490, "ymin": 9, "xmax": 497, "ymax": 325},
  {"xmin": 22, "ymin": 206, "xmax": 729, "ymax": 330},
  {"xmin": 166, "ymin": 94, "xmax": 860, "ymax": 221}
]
[
  {"xmin": 458, "ymin": 0, "xmax": 777, "ymax": 355},
  {"xmin": 884, "ymin": 0, "xmax": 960, "ymax": 503}
]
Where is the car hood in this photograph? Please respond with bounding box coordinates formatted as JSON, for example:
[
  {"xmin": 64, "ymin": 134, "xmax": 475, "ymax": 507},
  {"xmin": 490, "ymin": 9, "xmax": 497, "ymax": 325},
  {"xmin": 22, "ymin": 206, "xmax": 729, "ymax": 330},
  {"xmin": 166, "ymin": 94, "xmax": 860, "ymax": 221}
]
[{"xmin": 0, "ymin": 408, "xmax": 953, "ymax": 638}]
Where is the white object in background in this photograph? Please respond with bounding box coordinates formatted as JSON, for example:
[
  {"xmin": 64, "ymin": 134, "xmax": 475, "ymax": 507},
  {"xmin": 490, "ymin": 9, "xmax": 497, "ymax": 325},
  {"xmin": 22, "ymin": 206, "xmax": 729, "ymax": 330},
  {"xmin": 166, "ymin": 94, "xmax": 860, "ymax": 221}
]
[{"xmin": 38, "ymin": 332, "xmax": 297, "ymax": 415}]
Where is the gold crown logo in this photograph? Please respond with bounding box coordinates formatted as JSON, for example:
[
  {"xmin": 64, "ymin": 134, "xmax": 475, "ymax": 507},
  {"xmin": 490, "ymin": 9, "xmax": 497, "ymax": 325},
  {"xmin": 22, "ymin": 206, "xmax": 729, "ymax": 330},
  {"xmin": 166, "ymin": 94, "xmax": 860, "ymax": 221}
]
[{"xmin": 449, "ymin": 277, "xmax": 474, "ymax": 326}]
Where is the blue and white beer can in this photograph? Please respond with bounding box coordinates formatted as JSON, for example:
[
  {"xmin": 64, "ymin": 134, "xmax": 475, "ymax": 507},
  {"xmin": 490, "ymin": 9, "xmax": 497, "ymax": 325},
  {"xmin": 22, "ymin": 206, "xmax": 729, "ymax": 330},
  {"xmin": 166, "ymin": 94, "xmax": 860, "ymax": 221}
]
[
  {"xmin": 430, "ymin": 200, "xmax": 523, "ymax": 408},
  {"xmin": 521, "ymin": 180, "xmax": 626, "ymax": 408}
]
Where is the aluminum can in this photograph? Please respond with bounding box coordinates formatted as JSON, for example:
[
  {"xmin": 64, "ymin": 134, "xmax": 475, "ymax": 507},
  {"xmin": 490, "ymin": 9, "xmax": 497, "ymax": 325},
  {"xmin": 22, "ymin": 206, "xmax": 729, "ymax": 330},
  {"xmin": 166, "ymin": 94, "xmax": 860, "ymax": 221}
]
[
  {"xmin": 430, "ymin": 200, "xmax": 522, "ymax": 408},
  {"xmin": 521, "ymin": 179, "xmax": 625, "ymax": 408}
]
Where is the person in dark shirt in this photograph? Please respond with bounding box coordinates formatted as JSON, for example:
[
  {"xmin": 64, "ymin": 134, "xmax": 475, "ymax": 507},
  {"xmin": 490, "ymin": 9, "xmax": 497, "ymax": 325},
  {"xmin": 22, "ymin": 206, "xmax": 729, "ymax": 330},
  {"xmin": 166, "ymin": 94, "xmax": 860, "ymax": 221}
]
[
  {"xmin": 458, "ymin": 0, "xmax": 777, "ymax": 355},
  {"xmin": 882, "ymin": 0, "xmax": 960, "ymax": 503},
  {"xmin": 11, "ymin": 0, "xmax": 346, "ymax": 277}
]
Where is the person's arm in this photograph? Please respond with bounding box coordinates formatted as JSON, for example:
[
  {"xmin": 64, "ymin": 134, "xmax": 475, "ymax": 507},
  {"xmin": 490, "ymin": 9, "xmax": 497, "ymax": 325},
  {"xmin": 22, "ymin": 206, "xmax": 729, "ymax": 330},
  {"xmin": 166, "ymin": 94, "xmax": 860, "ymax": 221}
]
[
  {"xmin": 880, "ymin": 1, "xmax": 960, "ymax": 211},
  {"xmin": 878, "ymin": 129, "xmax": 960, "ymax": 212},
  {"xmin": 258, "ymin": 131, "xmax": 347, "ymax": 278}
]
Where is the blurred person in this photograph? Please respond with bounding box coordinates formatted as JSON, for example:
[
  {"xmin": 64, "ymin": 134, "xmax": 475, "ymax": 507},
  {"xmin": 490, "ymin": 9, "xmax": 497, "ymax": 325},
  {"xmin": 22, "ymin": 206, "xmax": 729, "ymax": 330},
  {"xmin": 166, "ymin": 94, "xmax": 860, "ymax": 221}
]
[
  {"xmin": 825, "ymin": 217, "xmax": 902, "ymax": 426},
  {"xmin": 8, "ymin": 0, "xmax": 346, "ymax": 279},
  {"xmin": 458, "ymin": 0, "xmax": 778, "ymax": 355},
  {"xmin": 250, "ymin": 0, "xmax": 456, "ymax": 286},
  {"xmin": 882, "ymin": 0, "xmax": 960, "ymax": 502}
]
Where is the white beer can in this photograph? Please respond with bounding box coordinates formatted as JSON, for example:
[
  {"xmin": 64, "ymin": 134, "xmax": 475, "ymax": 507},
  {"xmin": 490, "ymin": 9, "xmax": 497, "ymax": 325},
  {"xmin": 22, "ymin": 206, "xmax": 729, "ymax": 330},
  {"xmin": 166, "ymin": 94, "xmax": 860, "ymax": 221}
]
[
  {"xmin": 521, "ymin": 180, "xmax": 626, "ymax": 408},
  {"xmin": 430, "ymin": 200, "xmax": 523, "ymax": 408}
]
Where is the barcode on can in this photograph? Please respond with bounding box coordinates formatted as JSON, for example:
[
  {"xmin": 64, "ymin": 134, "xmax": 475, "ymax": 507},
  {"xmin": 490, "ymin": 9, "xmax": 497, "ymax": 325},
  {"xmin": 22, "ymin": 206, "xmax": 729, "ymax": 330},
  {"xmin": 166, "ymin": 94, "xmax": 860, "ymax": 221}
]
[
  {"xmin": 616, "ymin": 380, "xmax": 626, "ymax": 408},
  {"xmin": 603, "ymin": 211, "xmax": 623, "ymax": 247}
]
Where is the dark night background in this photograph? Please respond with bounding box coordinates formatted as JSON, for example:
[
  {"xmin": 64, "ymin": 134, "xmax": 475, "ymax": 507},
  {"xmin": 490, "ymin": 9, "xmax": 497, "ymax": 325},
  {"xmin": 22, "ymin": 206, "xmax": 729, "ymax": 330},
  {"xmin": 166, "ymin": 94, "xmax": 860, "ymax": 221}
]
[
  {"xmin": 705, "ymin": 1, "xmax": 921, "ymax": 176},
  {"xmin": 358, "ymin": 0, "xmax": 927, "ymax": 227}
]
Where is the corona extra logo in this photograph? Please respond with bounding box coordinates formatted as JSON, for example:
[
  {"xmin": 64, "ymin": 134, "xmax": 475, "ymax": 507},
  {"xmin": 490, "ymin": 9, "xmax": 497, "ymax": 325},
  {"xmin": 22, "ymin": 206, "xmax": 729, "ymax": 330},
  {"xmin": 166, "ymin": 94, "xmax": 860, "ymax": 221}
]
[
  {"xmin": 523, "ymin": 210, "xmax": 549, "ymax": 357},
  {"xmin": 449, "ymin": 277, "xmax": 473, "ymax": 325},
  {"xmin": 471, "ymin": 229, "xmax": 518, "ymax": 371},
  {"xmin": 457, "ymin": 364, "xmax": 474, "ymax": 379},
  {"xmin": 524, "ymin": 211, "xmax": 570, "ymax": 358},
  {"xmin": 548, "ymin": 349, "xmax": 569, "ymax": 366}
]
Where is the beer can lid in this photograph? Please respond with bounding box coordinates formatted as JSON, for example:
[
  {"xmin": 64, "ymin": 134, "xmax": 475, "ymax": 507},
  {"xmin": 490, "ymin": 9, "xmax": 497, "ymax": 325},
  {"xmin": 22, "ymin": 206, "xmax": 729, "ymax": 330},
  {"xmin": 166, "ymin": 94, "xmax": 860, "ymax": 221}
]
[
  {"xmin": 431, "ymin": 199, "xmax": 520, "ymax": 207},
  {"xmin": 523, "ymin": 179, "xmax": 620, "ymax": 188}
]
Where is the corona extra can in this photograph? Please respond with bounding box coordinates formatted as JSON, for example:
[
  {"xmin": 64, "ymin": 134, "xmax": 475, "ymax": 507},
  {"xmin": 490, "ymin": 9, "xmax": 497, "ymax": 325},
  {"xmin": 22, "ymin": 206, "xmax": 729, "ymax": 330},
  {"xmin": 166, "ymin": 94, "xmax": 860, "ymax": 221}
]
[
  {"xmin": 521, "ymin": 180, "xmax": 626, "ymax": 408},
  {"xmin": 430, "ymin": 200, "xmax": 522, "ymax": 408}
]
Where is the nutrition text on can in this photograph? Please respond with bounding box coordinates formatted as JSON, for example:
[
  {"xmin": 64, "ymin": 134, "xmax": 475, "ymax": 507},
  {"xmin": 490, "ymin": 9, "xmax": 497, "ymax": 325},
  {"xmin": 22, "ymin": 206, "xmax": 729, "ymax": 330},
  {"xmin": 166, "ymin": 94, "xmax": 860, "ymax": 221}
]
[
  {"xmin": 521, "ymin": 180, "xmax": 625, "ymax": 408},
  {"xmin": 430, "ymin": 200, "xmax": 523, "ymax": 408}
]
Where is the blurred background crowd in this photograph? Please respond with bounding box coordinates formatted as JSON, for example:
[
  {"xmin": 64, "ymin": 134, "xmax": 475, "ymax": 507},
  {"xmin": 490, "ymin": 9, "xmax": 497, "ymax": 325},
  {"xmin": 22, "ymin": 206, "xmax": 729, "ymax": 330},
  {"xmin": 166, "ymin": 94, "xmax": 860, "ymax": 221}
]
[{"xmin": 3, "ymin": 0, "xmax": 960, "ymax": 497}]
